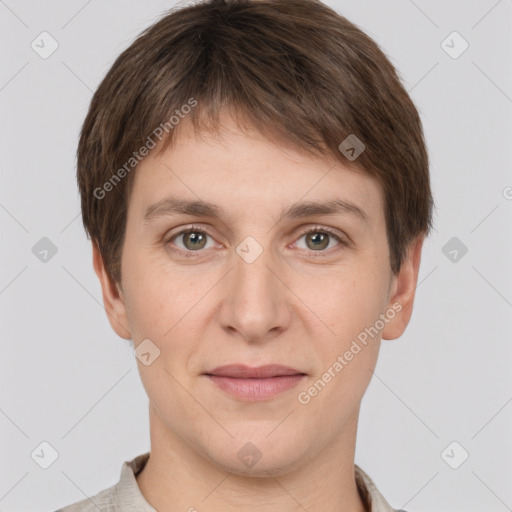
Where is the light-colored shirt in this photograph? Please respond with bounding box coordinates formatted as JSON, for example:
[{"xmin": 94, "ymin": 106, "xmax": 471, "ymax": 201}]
[{"xmin": 55, "ymin": 452, "xmax": 407, "ymax": 512}]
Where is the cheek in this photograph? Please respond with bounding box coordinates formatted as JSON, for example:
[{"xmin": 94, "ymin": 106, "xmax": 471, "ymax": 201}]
[
  {"xmin": 295, "ymin": 269, "xmax": 385, "ymax": 425},
  {"xmin": 295, "ymin": 262, "xmax": 389, "ymax": 344},
  {"xmin": 123, "ymin": 277, "xmax": 169, "ymax": 341},
  {"xmin": 122, "ymin": 251, "xmax": 217, "ymax": 365},
  {"xmin": 319, "ymin": 289, "xmax": 382, "ymax": 387},
  {"xmin": 122, "ymin": 246, "xmax": 184, "ymax": 331}
]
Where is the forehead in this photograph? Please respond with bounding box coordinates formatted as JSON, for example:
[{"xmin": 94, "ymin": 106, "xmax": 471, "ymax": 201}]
[{"xmin": 128, "ymin": 113, "xmax": 384, "ymax": 228}]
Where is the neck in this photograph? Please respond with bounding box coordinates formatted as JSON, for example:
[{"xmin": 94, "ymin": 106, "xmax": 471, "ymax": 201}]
[{"xmin": 136, "ymin": 404, "xmax": 367, "ymax": 512}]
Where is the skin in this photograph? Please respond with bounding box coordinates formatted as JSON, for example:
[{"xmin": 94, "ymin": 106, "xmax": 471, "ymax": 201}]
[{"xmin": 93, "ymin": 110, "xmax": 424, "ymax": 512}]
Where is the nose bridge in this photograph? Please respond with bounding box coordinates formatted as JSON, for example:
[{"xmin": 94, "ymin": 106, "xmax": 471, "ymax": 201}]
[
  {"xmin": 235, "ymin": 243, "xmax": 274, "ymax": 295},
  {"xmin": 219, "ymin": 238, "xmax": 290, "ymax": 341}
]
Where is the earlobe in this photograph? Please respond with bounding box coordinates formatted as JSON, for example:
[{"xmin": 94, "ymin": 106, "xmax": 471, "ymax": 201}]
[
  {"xmin": 382, "ymin": 236, "xmax": 425, "ymax": 341},
  {"xmin": 92, "ymin": 242, "xmax": 132, "ymax": 340}
]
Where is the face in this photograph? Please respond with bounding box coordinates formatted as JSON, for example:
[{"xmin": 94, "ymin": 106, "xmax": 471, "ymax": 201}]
[{"xmin": 94, "ymin": 111, "xmax": 423, "ymax": 475}]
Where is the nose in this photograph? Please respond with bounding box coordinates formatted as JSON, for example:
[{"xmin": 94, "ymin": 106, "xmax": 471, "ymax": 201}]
[{"xmin": 217, "ymin": 243, "xmax": 292, "ymax": 344}]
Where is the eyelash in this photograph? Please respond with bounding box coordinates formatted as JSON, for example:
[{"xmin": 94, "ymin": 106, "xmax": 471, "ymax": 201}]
[{"xmin": 164, "ymin": 224, "xmax": 349, "ymax": 259}]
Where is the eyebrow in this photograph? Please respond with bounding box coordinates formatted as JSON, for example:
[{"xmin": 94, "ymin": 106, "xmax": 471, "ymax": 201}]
[{"xmin": 143, "ymin": 196, "xmax": 369, "ymax": 225}]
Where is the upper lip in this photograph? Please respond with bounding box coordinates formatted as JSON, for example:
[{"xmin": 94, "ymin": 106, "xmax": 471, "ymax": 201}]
[{"xmin": 205, "ymin": 364, "xmax": 305, "ymax": 378}]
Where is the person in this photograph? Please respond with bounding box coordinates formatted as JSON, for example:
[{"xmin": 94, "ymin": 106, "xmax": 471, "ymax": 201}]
[{"xmin": 56, "ymin": 0, "xmax": 434, "ymax": 510}]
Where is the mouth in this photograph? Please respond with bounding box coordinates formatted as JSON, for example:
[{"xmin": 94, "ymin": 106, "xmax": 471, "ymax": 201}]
[{"xmin": 203, "ymin": 364, "xmax": 307, "ymax": 401}]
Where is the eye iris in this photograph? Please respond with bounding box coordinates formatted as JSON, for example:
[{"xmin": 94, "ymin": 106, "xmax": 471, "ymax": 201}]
[
  {"xmin": 184, "ymin": 231, "xmax": 206, "ymax": 250},
  {"xmin": 306, "ymin": 232, "xmax": 329, "ymax": 250}
]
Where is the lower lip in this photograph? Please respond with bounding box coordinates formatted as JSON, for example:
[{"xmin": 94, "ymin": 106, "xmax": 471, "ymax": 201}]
[{"xmin": 205, "ymin": 374, "xmax": 305, "ymax": 401}]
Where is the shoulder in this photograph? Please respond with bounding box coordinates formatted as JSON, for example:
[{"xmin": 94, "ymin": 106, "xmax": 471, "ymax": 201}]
[
  {"xmin": 355, "ymin": 464, "xmax": 409, "ymax": 512},
  {"xmin": 53, "ymin": 452, "xmax": 151, "ymax": 512},
  {"xmin": 53, "ymin": 485, "xmax": 116, "ymax": 511}
]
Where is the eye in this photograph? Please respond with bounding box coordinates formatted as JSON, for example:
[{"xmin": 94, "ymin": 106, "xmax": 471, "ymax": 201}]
[
  {"xmin": 294, "ymin": 226, "xmax": 347, "ymax": 257},
  {"xmin": 164, "ymin": 224, "xmax": 348, "ymax": 259},
  {"xmin": 165, "ymin": 225, "xmax": 216, "ymax": 256}
]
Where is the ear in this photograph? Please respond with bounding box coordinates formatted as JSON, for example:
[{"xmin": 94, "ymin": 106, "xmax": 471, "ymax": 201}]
[
  {"xmin": 382, "ymin": 235, "xmax": 425, "ymax": 341},
  {"xmin": 92, "ymin": 241, "xmax": 132, "ymax": 340}
]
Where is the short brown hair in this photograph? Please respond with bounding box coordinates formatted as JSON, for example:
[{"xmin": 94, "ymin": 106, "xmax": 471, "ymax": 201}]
[{"xmin": 77, "ymin": 0, "xmax": 434, "ymax": 286}]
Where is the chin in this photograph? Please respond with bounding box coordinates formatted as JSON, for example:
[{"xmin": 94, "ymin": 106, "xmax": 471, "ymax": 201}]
[{"xmin": 202, "ymin": 430, "xmax": 309, "ymax": 477}]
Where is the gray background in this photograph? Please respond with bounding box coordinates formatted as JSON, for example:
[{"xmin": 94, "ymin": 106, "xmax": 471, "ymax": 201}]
[{"xmin": 1, "ymin": 0, "xmax": 511, "ymax": 510}]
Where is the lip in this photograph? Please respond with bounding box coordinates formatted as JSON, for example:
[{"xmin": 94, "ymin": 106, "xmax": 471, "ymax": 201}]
[
  {"xmin": 203, "ymin": 364, "xmax": 306, "ymax": 401},
  {"xmin": 205, "ymin": 364, "xmax": 304, "ymax": 379}
]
